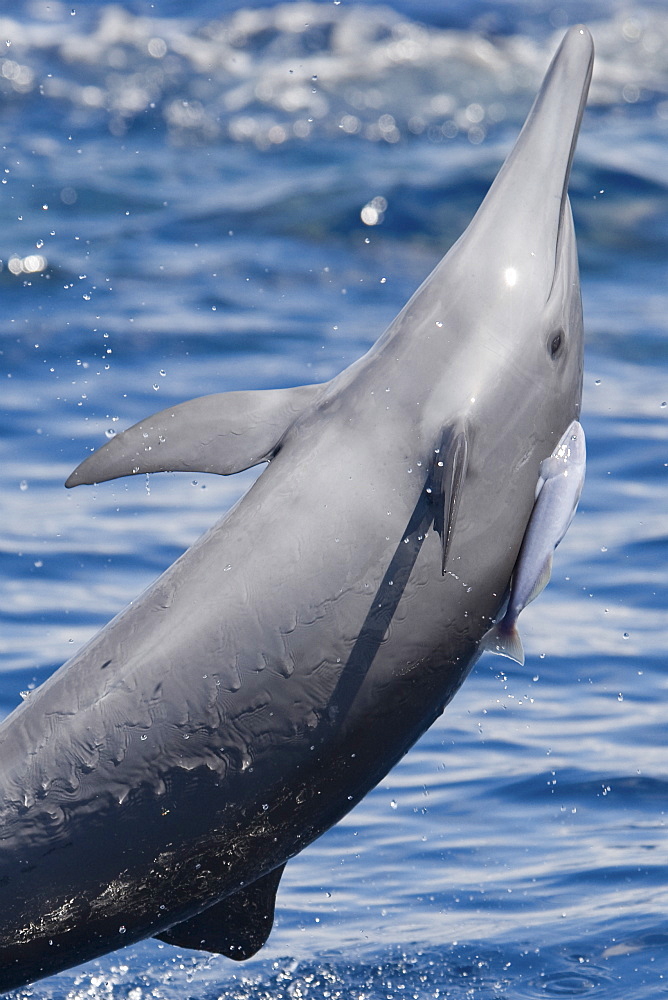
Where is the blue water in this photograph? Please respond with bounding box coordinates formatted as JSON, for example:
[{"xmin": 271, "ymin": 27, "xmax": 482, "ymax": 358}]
[{"xmin": 1, "ymin": 1, "xmax": 667, "ymax": 997}]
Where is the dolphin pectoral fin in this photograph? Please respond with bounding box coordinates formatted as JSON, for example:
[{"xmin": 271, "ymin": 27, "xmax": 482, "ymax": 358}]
[
  {"xmin": 430, "ymin": 425, "xmax": 469, "ymax": 575},
  {"xmin": 155, "ymin": 863, "xmax": 286, "ymax": 960},
  {"xmin": 65, "ymin": 384, "xmax": 325, "ymax": 487}
]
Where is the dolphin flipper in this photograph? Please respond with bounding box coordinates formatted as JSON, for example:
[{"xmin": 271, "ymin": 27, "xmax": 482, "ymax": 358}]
[
  {"xmin": 155, "ymin": 863, "xmax": 286, "ymax": 960},
  {"xmin": 65, "ymin": 385, "xmax": 325, "ymax": 487},
  {"xmin": 430, "ymin": 424, "xmax": 469, "ymax": 575}
]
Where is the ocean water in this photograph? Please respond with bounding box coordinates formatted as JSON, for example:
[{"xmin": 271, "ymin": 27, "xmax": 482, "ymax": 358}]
[{"xmin": 0, "ymin": 1, "xmax": 667, "ymax": 997}]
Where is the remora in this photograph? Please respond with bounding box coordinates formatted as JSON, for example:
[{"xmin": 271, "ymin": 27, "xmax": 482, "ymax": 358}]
[{"xmin": 0, "ymin": 25, "xmax": 593, "ymax": 993}]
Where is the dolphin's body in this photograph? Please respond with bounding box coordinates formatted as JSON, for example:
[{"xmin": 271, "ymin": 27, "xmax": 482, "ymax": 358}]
[{"xmin": 0, "ymin": 27, "xmax": 593, "ymax": 993}]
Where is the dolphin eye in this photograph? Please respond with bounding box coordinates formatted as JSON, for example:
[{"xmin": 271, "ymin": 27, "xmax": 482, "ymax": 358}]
[{"xmin": 549, "ymin": 330, "xmax": 564, "ymax": 358}]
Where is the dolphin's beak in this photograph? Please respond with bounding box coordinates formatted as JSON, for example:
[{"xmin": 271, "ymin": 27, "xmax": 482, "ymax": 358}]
[{"xmin": 454, "ymin": 25, "xmax": 594, "ymax": 297}]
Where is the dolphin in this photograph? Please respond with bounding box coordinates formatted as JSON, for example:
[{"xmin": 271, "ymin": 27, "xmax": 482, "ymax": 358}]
[{"xmin": 0, "ymin": 25, "xmax": 593, "ymax": 993}]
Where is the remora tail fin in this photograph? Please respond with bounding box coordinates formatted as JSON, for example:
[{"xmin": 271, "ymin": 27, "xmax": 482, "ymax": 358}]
[{"xmin": 480, "ymin": 622, "xmax": 525, "ymax": 666}]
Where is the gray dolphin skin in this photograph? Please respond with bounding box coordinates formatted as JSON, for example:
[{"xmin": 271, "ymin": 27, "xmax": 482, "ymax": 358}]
[{"xmin": 0, "ymin": 26, "xmax": 593, "ymax": 993}]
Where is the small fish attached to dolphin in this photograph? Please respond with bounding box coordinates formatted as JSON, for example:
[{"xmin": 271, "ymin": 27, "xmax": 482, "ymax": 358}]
[
  {"xmin": 0, "ymin": 25, "xmax": 594, "ymax": 995},
  {"xmin": 481, "ymin": 420, "xmax": 586, "ymax": 665}
]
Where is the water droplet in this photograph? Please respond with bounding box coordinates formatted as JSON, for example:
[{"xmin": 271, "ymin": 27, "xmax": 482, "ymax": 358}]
[
  {"xmin": 19, "ymin": 480, "xmax": 28, "ymax": 491},
  {"xmin": 390, "ymin": 800, "xmax": 397, "ymax": 810},
  {"xmin": 622, "ymin": 632, "xmax": 630, "ymax": 640}
]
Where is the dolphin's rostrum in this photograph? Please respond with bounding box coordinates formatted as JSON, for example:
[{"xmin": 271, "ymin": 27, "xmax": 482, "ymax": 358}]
[{"xmin": 0, "ymin": 26, "xmax": 593, "ymax": 993}]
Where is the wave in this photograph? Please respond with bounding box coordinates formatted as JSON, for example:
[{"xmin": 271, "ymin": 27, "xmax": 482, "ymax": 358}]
[{"xmin": 1, "ymin": 3, "xmax": 667, "ymax": 148}]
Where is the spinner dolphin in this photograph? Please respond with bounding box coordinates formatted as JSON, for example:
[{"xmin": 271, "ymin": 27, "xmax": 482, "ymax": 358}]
[{"xmin": 0, "ymin": 26, "xmax": 593, "ymax": 993}]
